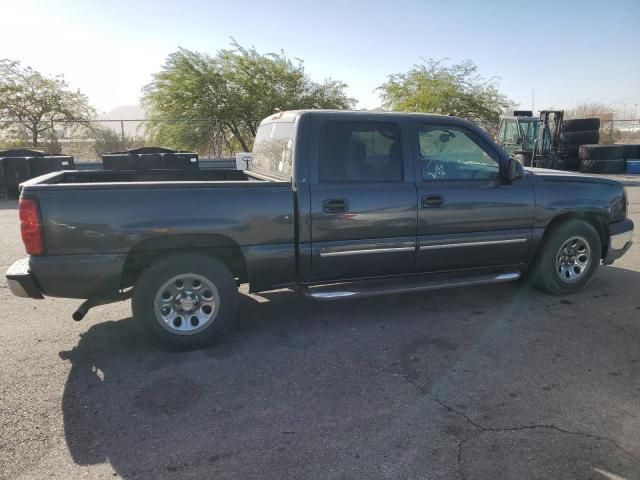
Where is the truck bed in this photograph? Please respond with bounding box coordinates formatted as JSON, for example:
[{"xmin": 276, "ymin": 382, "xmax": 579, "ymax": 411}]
[{"xmin": 17, "ymin": 168, "xmax": 296, "ymax": 298}]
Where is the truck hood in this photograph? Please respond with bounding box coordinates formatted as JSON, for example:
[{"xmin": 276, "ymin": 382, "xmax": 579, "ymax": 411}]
[{"xmin": 524, "ymin": 167, "xmax": 621, "ymax": 186}]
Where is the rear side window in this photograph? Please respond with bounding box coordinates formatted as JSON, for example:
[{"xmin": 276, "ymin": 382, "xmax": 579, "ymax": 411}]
[
  {"xmin": 319, "ymin": 121, "xmax": 402, "ymax": 182},
  {"xmin": 251, "ymin": 122, "xmax": 294, "ymax": 178}
]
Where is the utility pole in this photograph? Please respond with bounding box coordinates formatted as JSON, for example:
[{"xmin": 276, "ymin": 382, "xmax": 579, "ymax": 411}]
[{"xmin": 531, "ymin": 89, "xmax": 535, "ymax": 113}]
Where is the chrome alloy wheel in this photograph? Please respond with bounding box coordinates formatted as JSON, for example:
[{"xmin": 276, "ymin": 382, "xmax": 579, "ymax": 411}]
[
  {"xmin": 153, "ymin": 273, "xmax": 220, "ymax": 335},
  {"xmin": 555, "ymin": 235, "xmax": 591, "ymax": 283}
]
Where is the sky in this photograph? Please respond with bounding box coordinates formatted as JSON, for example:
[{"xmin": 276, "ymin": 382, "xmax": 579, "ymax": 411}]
[{"xmin": 1, "ymin": 0, "xmax": 639, "ymax": 117}]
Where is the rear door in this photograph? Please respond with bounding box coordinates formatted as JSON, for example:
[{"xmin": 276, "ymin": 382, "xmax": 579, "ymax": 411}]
[
  {"xmin": 308, "ymin": 117, "xmax": 417, "ymax": 282},
  {"xmin": 414, "ymin": 121, "xmax": 534, "ymax": 272}
]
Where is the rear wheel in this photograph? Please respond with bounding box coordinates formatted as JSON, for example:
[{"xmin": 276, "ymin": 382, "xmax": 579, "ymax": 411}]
[
  {"xmin": 132, "ymin": 254, "xmax": 238, "ymax": 349},
  {"xmin": 531, "ymin": 219, "xmax": 601, "ymax": 295}
]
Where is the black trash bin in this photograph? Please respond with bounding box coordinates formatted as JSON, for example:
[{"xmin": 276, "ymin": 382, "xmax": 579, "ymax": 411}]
[
  {"xmin": 1, "ymin": 157, "xmax": 31, "ymax": 199},
  {"xmin": 128, "ymin": 147, "xmax": 175, "ymax": 155},
  {"xmin": 0, "ymin": 149, "xmax": 45, "ymax": 158},
  {"xmin": 102, "ymin": 153, "xmax": 138, "ymax": 170},
  {"xmin": 55, "ymin": 155, "xmax": 75, "ymax": 170},
  {"xmin": 164, "ymin": 152, "xmax": 199, "ymax": 169},
  {"xmin": 139, "ymin": 154, "xmax": 163, "ymax": 170},
  {"xmin": 28, "ymin": 155, "xmax": 75, "ymax": 177},
  {"xmin": 102, "ymin": 147, "xmax": 198, "ymax": 171}
]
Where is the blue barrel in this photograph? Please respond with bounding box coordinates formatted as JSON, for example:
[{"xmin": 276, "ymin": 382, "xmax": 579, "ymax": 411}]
[{"xmin": 626, "ymin": 160, "xmax": 640, "ymax": 175}]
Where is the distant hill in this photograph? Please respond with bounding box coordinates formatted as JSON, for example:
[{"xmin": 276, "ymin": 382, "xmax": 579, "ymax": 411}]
[
  {"xmin": 97, "ymin": 105, "xmax": 146, "ymax": 136},
  {"xmin": 98, "ymin": 105, "xmax": 146, "ymax": 120}
]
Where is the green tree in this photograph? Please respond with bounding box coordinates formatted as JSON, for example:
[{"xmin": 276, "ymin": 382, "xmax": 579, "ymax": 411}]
[
  {"xmin": 378, "ymin": 59, "xmax": 513, "ymax": 132},
  {"xmin": 0, "ymin": 59, "xmax": 95, "ymax": 149},
  {"xmin": 143, "ymin": 41, "xmax": 356, "ymax": 152}
]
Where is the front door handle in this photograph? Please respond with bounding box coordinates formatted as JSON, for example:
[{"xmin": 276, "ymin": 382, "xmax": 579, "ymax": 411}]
[
  {"xmin": 422, "ymin": 194, "xmax": 444, "ymax": 208},
  {"xmin": 322, "ymin": 198, "xmax": 349, "ymax": 213}
]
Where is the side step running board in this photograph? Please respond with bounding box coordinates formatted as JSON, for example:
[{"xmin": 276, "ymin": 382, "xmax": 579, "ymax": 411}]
[{"xmin": 301, "ymin": 270, "xmax": 521, "ymax": 300}]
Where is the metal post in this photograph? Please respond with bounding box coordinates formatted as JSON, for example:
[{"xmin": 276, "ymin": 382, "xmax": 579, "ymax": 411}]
[
  {"xmin": 609, "ymin": 119, "xmax": 614, "ymax": 143},
  {"xmin": 50, "ymin": 119, "xmax": 55, "ymax": 154},
  {"xmin": 120, "ymin": 120, "xmax": 126, "ymax": 151}
]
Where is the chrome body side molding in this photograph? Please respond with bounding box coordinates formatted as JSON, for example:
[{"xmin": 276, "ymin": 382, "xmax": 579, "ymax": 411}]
[{"xmin": 419, "ymin": 238, "xmax": 527, "ymax": 250}]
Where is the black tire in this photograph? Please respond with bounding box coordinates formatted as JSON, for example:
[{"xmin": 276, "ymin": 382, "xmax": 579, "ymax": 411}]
[
  {"xmin": 531, "ymin": 219, "xmax": 601, "ymax": 295},
  {"xmin": 562, "ymin": 118, "xmax": 600, "ymax": 133},
  {"xmin": 561, "ymin": 131, "xmax": 600, "ymax": 157},
  {"xmin": 580, "ymin": 158, "xmax": 626, "ymax": 174},
  {"xmin": 565, "ymin": 154, "xmax": 580, "ymax": 171},
  {"xmin": 579, "ymin": 144, "xmax": 624, "ymax": 161},
  {"xmin": 132, "ymin": 254, "xmax": 238, "ymax": 349},
  {"xmin": 622, "ymin": 144, "xmax": 640, "ymax": 159}
]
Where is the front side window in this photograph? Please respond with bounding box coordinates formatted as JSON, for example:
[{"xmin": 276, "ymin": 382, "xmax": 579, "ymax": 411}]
[
  {"xmin": 319, "ymin": 121, "xmax": 402, "ymax": 182},
  {"xmin": 418, "ymin": 125, "xmax": 500, "ymax": 181},
  {"xmin": 251, "ymin": 121, "xmax": 294, "ymax": 178}
]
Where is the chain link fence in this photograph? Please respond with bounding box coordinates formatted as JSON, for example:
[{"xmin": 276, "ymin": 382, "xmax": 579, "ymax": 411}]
[
  {"xmin": 599, "ymin": 119, "xmax": 640, "ymax": 144},
  {"xmin": 0, "ymin": 119, "xmax": 237, "ymax": 162},
  {"xmin": 1, "ymin": 117, "xmax": 638, "ymax": 162}
]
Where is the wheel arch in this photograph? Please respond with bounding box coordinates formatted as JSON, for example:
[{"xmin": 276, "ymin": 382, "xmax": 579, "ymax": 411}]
[
  {"xmin": 543, "ymin": 211, "xmax": 609, "ymax": 258},
  {"xmin": 121, "ymin": 234, "xmax": 248, "ymax": 289}
]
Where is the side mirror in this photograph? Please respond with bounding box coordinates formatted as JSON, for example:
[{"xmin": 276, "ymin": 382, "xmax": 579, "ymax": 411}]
[{"xmin": 506, "ymin": 157, "xmax": 524, "ymax": 182}]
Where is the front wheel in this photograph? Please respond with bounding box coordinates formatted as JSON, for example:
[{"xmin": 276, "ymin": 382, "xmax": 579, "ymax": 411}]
[
  {"xmin": 531, "ymin": 219, "xmax": 601, "ymax": 295},
  {"xmin": 132, "ymin": 254, "xmax": 238, "ymax": 349}
]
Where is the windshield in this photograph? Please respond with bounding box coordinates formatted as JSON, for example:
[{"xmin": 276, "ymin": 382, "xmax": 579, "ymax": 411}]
[{"xmin": 518, "ymin": 120, "xmax": 539, "ymax": 149}]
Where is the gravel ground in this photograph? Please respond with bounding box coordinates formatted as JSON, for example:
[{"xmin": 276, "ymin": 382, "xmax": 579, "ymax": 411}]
[{"xmin": 1, "ymin": 190, "xmax": 639, "ymax": 480}]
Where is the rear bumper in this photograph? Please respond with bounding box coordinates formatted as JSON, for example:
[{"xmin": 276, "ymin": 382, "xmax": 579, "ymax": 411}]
[
  {"xmin": 6, "ymin": 254, "xmax": 126, "ymax": 299},
  {"xmin": 603, "ymin": 218, "xmax": 634, "ymax": 265},
  {"xmin": 6, "ymin": 258, "xmax": 44, "ymax": 299}
]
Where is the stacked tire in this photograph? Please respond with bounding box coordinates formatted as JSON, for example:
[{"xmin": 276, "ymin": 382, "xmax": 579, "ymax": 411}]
[
  {"xmin": 561, "ymin": 118, "xmax": 600, "ymax": 171},
  {"xmin": 579, "ymin": 145, "xmax": 626, "ymax": 174}
]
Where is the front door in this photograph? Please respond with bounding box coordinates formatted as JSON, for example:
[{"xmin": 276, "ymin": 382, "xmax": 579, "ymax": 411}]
[
  {"xmin": 414, "ymin": 121, "xmax": 534, "ymax": 272},
  {"xmin": 309, "ymin": 118, "xmax": 417, "ymax": 281}
]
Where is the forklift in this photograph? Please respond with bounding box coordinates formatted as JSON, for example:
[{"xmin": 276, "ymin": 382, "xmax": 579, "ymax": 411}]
[{"xmin": 497, "ymin": 110, "xmax": 566, "ymax": 169}]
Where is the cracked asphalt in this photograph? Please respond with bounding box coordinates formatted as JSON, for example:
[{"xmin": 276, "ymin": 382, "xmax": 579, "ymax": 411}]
[{"xmin": 1, "ymin": 188, "xmax": 640, "ymax": 480}]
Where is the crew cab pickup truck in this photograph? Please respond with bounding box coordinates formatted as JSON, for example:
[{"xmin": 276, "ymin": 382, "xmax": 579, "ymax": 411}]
[{"xmin": 6, "ymin": 110, "xmax": 634, "ymax": 348}]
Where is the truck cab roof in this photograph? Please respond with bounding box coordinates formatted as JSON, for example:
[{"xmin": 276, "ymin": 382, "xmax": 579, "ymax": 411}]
[{"xmin": 259, "ymin": 109, "xmax": 472, "ymax": 127}]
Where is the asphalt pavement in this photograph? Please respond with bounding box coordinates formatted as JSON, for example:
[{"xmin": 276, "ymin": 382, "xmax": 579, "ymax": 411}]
[{"xmin": 1, "ymin": 190, "xmax": 639, "ymax": 480}]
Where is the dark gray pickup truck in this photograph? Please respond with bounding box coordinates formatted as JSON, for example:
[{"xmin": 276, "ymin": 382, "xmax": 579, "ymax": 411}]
[{"xmin": 6, "ymin": 110, "xmax": 634, "ymax": 348}]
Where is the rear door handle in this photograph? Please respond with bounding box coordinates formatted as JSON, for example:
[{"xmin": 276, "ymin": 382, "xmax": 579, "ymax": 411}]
[
  {"xmin": 422, "ymin": 194, "xmax": 444, "ymax": 208},
  {"xmin": 322, "ymin": 198, "xmax": 349, "ymax": 213}
]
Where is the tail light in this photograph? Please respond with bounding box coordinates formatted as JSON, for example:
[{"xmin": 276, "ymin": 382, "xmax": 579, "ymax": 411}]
[{"xmin": 19, "ymin": 197, "xmax": 44, "ymax": 255}]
